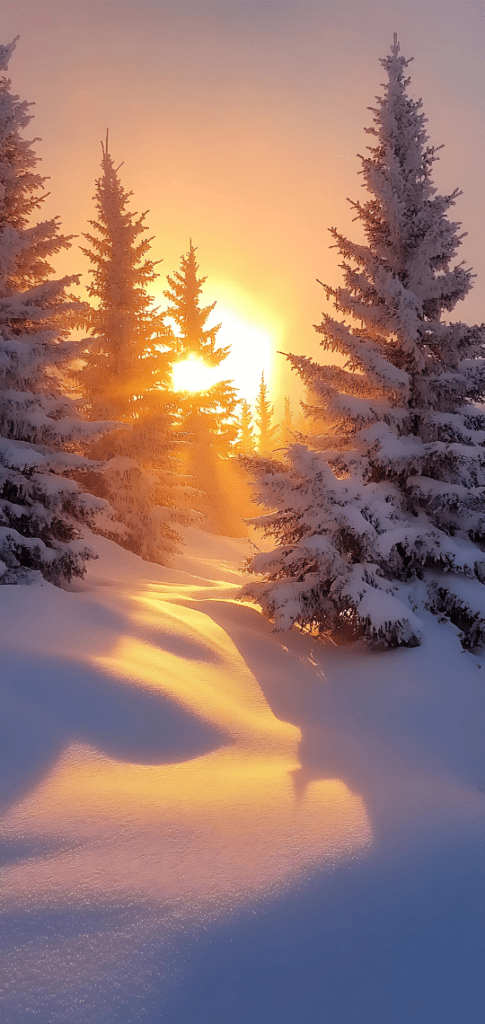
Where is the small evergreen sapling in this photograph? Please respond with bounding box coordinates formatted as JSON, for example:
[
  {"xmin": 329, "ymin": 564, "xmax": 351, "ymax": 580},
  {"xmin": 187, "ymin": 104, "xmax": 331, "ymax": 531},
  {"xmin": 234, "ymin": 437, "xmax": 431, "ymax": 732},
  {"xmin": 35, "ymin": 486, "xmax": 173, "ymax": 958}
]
[
  {"xmin": 255, "ymin": 372, "xmax": 277, "ymax": 455},
  {"xmin": 278, "ymin": 396, "xmax": 295, "ymax": 448},
  {"xmin": 0, "ymin": 38, "xmax": 112, "ymax": 585},
  {"xmin": 235, "ymin": 398, "xmax": 256, "ymax": 455},
  {"xmin": 243, "ymin": 36, "xmax": 485, "ymax": 650}
]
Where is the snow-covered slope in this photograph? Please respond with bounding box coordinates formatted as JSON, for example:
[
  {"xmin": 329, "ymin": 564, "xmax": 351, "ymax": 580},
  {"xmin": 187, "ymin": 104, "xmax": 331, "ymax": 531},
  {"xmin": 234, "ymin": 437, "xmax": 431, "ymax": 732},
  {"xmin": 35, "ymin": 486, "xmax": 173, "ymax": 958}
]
[{"xmin": 0, "ymin": 529, "xmax": 484, "ymax": 1023}]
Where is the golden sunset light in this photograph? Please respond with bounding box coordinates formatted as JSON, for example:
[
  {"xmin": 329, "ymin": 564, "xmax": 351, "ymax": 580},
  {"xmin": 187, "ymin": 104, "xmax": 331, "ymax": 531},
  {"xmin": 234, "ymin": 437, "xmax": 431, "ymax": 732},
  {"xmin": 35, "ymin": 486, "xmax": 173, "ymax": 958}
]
[
  {"xmin": 215, "ymin": 305, "xmax": 275, "ymax": 404},
  {"xmin": 172, "ymin": 355, "xmax": 217, "ymax": 393},
  {"xmin": 169, "ymin": 299, "xmax": 276, "ymax": 399},
  {"xmin": 170, "ymin": 303, "xmax": 275, "ymax": 401},
  {"xmin": 3, "ymin": 6, "xmax": 485, "ymax": 1021},
  {"xmin": 1, "ymin": 586, "xmax": 371, "ymax": 911}
]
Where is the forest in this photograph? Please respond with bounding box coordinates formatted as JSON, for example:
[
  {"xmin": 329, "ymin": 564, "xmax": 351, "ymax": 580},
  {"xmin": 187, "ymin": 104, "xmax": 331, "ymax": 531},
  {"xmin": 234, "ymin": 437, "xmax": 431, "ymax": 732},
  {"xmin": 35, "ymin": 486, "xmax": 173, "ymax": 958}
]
[
  {"xmin": 2, "ymin": 33, "xmax": 485, "ymax": 652},
  {"xmin": 2, "ymin": 21, "xmax": 485, "ymax": 1024},
  {"xmin": 0, "ymin": 35, "xmax": 295, "ymax": 567}
]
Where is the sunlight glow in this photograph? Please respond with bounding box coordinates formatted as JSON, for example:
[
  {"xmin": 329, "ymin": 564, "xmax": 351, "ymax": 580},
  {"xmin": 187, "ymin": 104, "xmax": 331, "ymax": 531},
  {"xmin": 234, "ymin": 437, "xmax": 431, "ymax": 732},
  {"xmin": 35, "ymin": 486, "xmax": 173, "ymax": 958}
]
[
  {"xmin": 168, "ymin": 300, "xmax": 277, "ymax": 403},
  {"xmin": 1, "ymin": 741, "xmax": 371, "ymax": 916},
  {"xmin": 1, "ymin": 587, "xmax": 372, "ymax": 915},
  {"xmin": 215, "ymin": 306, "xmax": 274, "ymax": 404},
  {"xmin": 172, "ymin": 356, "xmax": 219, "ymax": 393}
]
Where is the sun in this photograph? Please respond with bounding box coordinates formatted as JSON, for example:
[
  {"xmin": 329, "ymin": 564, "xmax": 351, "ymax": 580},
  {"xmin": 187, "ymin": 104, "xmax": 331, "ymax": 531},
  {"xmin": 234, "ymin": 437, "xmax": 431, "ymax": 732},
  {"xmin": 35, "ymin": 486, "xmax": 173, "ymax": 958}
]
[
  {"xmin": 172, "ymin": 356, "xmax": 219, "ymax": 393},
  {"xmin": 170, "ymin": 303, "xmax": 277, "ymax": 403}
]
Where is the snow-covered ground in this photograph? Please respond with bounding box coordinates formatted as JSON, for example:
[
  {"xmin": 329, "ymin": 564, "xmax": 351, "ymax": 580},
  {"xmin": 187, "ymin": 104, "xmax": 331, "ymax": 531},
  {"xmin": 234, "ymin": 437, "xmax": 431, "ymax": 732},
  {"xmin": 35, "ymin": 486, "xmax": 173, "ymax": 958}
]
[{"xmin": 1, "ymin": 527, "xmax": 484, "ymax": 1023}]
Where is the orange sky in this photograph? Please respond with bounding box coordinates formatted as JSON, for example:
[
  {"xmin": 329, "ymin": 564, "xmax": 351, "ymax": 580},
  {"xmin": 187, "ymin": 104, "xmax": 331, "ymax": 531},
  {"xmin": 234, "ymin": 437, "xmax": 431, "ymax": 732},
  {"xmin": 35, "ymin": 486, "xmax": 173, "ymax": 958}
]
[{"xmin": 4, "ymin": 1, "xmax": 485, "ymax": 410}]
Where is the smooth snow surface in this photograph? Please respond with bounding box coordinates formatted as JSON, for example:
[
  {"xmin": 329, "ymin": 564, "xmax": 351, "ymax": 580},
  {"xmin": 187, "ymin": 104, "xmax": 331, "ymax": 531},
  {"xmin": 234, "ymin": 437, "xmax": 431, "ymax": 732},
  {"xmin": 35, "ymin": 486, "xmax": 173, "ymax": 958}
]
[{"xmin": 1, "ymin": 527, "xmax": 485, "ymax": 1023}]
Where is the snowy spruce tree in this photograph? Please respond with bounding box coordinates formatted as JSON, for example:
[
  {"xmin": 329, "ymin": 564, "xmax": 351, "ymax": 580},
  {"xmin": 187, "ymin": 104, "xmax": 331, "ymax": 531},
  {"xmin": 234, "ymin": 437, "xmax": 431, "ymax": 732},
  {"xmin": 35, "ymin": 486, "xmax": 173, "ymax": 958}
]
[
  {"xmin": 0, "ymin": 38, "xmax": 113, "ymax": 585},
  {"xmin": 243, "ymin": 35, "xmax": 485, "ymax": 650},
  {"xmin": 78, "ymin": 135, "xmax": 183, "ymax": 564}
]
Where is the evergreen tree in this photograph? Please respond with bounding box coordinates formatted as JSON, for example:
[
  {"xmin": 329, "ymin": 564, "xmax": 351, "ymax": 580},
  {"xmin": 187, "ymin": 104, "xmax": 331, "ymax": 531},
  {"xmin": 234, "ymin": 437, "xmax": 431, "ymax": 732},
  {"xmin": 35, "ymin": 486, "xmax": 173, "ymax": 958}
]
[
  {"xmin": 164, "ymin": 243, "xmax": 238, "ymax": 530},
  {"xmin": 79, "ymin": 132, "xmax": 170, "ymax": 419},
  {"xmin": 78, "ymin": 135, "xmax": 182, "ymax": 564},
  {"xmin": 235, "ymin": 398, "xmax": 255, "ymax": 454},
  {"xmin": 0, "ymin": 38, "xmax": 112, "ymax": 585},
  {"xmin": 164, "ymin": 240, "xmax": 230, "ymax": 368},
  {"xmin": 243, "ymin": 36, "xmax": 485, "ymax": 650},
  {"xmin": 278, "ymin": 395, "xmax": 294, "ymax": 448},
  {"xmin": 255, "ymin": 372, "xmax": 277, "ymax": 455}
]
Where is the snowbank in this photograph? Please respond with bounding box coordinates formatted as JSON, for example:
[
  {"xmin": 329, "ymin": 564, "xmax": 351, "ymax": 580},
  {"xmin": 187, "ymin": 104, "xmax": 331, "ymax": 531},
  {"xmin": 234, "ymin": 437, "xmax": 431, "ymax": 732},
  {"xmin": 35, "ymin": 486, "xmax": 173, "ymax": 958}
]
[{"xmin": 0, "ymin": 527, "xmax": 484, "ymax": 1023}]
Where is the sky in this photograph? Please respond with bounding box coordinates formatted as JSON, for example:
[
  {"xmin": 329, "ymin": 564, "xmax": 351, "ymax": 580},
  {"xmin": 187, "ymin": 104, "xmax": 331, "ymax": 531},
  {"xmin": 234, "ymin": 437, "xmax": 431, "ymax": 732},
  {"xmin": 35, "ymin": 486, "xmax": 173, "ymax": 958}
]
[{"xmin": 3, "ymin": 0, "xmax": 485, "ymax": 407}]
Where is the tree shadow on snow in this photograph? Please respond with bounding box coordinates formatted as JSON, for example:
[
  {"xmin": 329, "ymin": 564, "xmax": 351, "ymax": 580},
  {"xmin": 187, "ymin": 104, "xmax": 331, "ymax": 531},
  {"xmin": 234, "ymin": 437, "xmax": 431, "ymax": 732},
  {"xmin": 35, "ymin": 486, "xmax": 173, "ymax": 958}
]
[
  {"xmin": 192, "ymin": 599, "xmax": 485, "ymax": 849},
  {"xmin": 0, "ymin": 651, "xmax": 226, "ymax": 818}
]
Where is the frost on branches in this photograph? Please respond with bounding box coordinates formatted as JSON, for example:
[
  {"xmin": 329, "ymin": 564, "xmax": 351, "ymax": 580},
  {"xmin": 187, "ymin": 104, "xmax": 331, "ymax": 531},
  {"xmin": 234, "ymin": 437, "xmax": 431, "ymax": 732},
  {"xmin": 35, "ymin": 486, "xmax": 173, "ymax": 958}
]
[
  {"xmin": 0, "ymin": 38, "xmax": 112, "ymax": 586},
  {"xmin": 244, "ymin": 36, "xmax": 485, "ymax": 650}
]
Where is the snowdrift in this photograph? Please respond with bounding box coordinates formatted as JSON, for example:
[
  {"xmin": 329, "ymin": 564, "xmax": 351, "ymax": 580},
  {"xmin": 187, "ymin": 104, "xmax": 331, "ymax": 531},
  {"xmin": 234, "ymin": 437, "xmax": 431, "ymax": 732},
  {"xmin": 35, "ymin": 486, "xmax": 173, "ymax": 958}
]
[{"xmin": 0, "ymin": 527, "xmax": 484, "ymax": 1023}]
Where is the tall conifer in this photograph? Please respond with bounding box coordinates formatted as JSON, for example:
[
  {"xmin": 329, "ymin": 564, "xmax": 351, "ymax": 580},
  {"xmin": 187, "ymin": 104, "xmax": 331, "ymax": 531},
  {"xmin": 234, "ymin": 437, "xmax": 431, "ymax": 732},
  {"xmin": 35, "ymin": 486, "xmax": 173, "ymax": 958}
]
[
  {"xmin": 0, "ymin": 38, "xmax": 112, "ymax": 585},
  {"xmin": 78, "ymin": 137, "xmax": 182, "ymax": 563},
  {"xmin": 244, "ymin": 36, "xmax": 485, "ymax": 650}
]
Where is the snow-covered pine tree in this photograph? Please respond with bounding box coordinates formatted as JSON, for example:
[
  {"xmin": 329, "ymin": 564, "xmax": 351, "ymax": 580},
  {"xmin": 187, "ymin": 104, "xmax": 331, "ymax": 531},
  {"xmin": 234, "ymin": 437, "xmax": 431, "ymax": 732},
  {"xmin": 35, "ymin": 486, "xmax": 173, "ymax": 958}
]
[
  {"xmin": 243, "ymin": 35, "xmax": 485, "ymax": 650},
  {"xmin": 78, "ymin": 135, "xmax": 183, "ymax": 564},
  {"xmin": 255, "ymin": 372, "xmax": 277, "ymax": 455},
  {"xmin": 164, "ymin": 242, "xmax": 239, "ymax": 531},
  {"xmin": 0, "ymin": 37, "xmax": 113, "ymax": 585}
]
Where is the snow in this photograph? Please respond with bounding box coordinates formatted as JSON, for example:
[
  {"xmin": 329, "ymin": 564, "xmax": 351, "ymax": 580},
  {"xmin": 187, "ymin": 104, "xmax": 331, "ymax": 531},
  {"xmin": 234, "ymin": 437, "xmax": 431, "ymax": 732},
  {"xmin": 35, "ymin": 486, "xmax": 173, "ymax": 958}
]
[{"xmin": 1, "ymin": 528, "xmax": 485, "ymax": 1022}]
